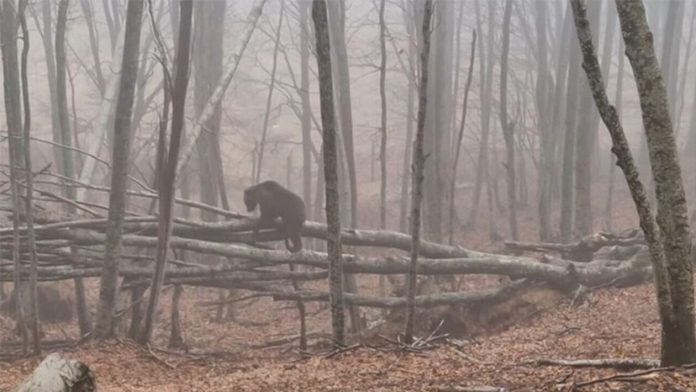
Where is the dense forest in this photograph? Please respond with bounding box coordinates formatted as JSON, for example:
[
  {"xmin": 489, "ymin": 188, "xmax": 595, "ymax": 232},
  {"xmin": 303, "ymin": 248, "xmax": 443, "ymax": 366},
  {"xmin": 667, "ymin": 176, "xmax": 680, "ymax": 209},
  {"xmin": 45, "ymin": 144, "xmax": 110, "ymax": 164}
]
[{"xmin": 1, "ymin": 0, "xmax": 696, "ymax": 390}]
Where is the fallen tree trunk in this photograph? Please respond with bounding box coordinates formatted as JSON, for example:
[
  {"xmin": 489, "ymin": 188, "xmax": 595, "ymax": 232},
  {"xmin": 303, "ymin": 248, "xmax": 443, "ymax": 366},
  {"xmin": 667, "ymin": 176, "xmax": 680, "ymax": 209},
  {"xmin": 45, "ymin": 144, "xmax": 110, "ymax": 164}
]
[
  {"xmin": 1, "ymin": 230, "xmax": 654, "ymax": 290},
  {"xmin": 505, "ymin": 230, "xmax": 644, "ymax": 261},
  {"xmin": 12, "ymin": 353, "xmax": 95, "ymax": 392}
]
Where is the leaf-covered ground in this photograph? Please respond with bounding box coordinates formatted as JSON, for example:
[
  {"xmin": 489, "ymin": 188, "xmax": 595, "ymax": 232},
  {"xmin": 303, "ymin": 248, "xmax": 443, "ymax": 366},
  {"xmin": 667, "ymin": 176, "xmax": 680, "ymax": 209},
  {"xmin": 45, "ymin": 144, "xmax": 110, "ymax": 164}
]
[{"xmin": 2, "ymin": 279, "xmax": 696, "ymax": 391}]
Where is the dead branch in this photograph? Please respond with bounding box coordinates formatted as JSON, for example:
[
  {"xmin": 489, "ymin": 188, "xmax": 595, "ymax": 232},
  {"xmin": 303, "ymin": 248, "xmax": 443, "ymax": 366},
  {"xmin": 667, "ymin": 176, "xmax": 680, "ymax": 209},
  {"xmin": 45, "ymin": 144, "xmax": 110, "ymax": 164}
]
[{"xmin": 528, "ymin": 357, "xmax": 660, "ymax": 369}]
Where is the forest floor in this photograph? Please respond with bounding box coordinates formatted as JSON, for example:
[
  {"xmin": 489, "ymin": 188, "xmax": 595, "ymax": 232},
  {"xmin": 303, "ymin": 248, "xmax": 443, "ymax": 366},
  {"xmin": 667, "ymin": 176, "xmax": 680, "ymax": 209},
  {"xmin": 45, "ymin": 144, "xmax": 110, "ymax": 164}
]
[{"xmin": 2, "ymin": 272, "xmax": 696, "ymax": 391}]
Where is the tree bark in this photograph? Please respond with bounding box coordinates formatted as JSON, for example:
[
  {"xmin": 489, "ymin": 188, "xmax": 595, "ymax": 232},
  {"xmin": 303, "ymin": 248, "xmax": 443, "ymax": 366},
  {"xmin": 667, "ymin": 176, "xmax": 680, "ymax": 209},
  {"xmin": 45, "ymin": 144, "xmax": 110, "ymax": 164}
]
[
  {"xmin": 560, "ymin": 16, "xmax": 581, "ymax": 243},
  {"xmin": 312, "ymin": 0, "xmax": 345, "ymax": 347},
  {"xmin": 93, "ymin": 0, "xmax": 144, "ymax": 340},
  {"xmin": 139, "ymin": 0, "xmax": 193, "ymax": 345},
  {"xmin": 1, "ymin": 0, "xmax": 29, "ymax": 352},
  {"xmin": 499, "ymin": 0, "xmax": 517, "ymax": 241},
  {"xmin": 378, "ymin": 0, "xmax": 387, "ymax": 230},
  {"xmin": 613, "ymin": 0, "xmax": 696, "ymax": 366},
  {"xmin": 255, "ymin": 0, "xmax": 284, "ymax": 183},
  {"xmin": 448, "ymin": 29, "xmax": 476, "ymax": 245},
  {"xmin": 299, "ymin": 0, "xmax": 313, "ymax": 219},
  {"xmin": 18, "ymin": 1, "xmax": 41, "ymax": 353},
  {"xmin": 404, "ymin": 0, "xmax": 432, "ymax": 345},
  {"xmin": 467, "ymin": 0, "xmax": 495, "ymax": 228},
  {"xmin": 326, "ymin": 0, "xmax": 358, "ymax": 230}
]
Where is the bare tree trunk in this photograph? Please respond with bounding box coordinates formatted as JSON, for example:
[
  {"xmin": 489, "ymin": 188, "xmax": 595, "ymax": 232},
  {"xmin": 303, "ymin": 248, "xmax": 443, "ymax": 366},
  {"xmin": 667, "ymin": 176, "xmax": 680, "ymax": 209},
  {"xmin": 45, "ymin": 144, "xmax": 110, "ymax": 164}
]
[
  {"xmin": 499, "ymin": 0, "xmax": 517, "ymax": 241},
  {"xmin": 422, "ymin": 0, "xmax": 453, "ymax": 243},
  {"xmin": 324, "ymin": 1, "xmax": 361, "ymax": 333},
  {"xmin": 192, "ymin": 0, "xmax": 228, "ymax": 320},
  {"xmin": 79, "ymin": 0, "xmax": 106, "ymax": 95},
  {"xmin": 255, "ymin": 0, "xmax": 285, "ymax": 183},
  {"xmin": 535, "ymin": 0, "xmax": 554, "ymax": 242},
  {"xmin": 1, "ymin": 0, "xmax": 29, "ymax": 352},
  {"xmin": 94, "ymin": 0, "xmax": 144, "ymax": 340},
  {"xmin": 378, "ymin": 0, "xmax": 387, "ymax": 230},
  {"xmin": 468, "ymin": 0, "xmax": 495, "ymax": 228},
  {"xmin": 140, "ymin": 0, "xmax": 193, "ymax": 345},
  {"xmin": 312, "ymin": 0, "xmax": 345, "ymax": 347},
  {"xmin": 398, "ymin": 0, "xmax": 416, "ymax": 233},
  {"xmin": 571, "ymin": 0, "xmax": 673, "ymax": 367},
  {"xmin": 30, "ymin": 1, "xmax": 61, "ymax": 172},
  {"xmin": 448, "ymin": 30, "xmax": 476, "ymax": 245},
  {"xmin": 168, "ymin": 284, "xmax": 184, "ymax": 348},
  {"xmin": 52, "ymin": 0, "xmax": 93, "ymax": 336},
  {"xmin": 613, "ymin": 0, "xmax": 696, "ymax": 365},
  {"xmin": 675, "ymin": 3, "xmax": 695, "ymax": 139},
  {"xmin": 572, "ymin": 0, "xmax": 601, "ymax": 239},
  {"xmin": 404, "ymin": 0, "xmax": 432, "ymax": 345},
  {"xmin": 18, "ymin": 2, "xmax": 41, "ymax": 353},
  {"xmin": 326, "ymin": 0, "xmax": 358, "ymax": 230},
  {"xmin": 560, "ymin": 18, "xmax": 581, "ymax": 243},
  {"xmin": 299, "ymin": 0, "xmax": 313, "ymax": 218},
  {"xmin": 193, "ymin": 0, "xmax": 226, "ymax": 222},
  {"xmin": 603, "ymin": 38, "xmax": 625, "ymax": 232}
]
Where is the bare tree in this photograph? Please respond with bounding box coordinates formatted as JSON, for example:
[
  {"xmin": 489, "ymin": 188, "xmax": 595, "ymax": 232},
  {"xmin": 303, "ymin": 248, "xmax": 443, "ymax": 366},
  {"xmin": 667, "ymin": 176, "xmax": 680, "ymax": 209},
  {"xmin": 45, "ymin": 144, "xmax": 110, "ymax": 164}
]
[
  {"xmin": 468, "ymin": 0, "xmax": 496, "ymax": 229},
  {"xmin": 534, "ymin": 0, "xmax": 553, "ymax": 241},
  {"xmin": 312, "ymin": 0, "xmax": 345, "ymax": 347},
  {"xmin": 398, "ymin": 0, "xmax": 416, "ymax": 234},
  {"xmin": 613, "ymin": 0, "xmax": 696, "ymax": 365},
  {"xmin": 1, "ymin": 0, "xmax": 29, "ymax": 352},
  {"xmin": 18, "ymin": 0, "xmax": 40, "ymax": 353},
  {"xmin": 404, "ymin": 0, "xmax": 432, "ymax": 345},
  {"xmin": 572, "ymin": 0, "xmax": 696, "ymax": 366},
  {"xmin": 448, "ymin": 29, "xmax": 476, "ymax": 245},
  {"xmin": 326, "ymin": 0, "xmax": 358, "ymax": 230},
  {"xmin": 299, "ymin": 0, "xmax": 313, "ymax": 217},
  {"xmin": 378, "ymin": 0, "xmax": 387, "ymax": 230},
  {"xmin": 139, "ymin": 0, "xmax": 194, "ymax": 345},
  {"xmin": 93, "ymin": 0, "xmax": 144, "ymax": 340},
  {"xmin": 560, "ymin": 7, "xmax": 581, "ymax": 243},
  {"xmin": 499, "ymin": 0, "xmax": 517, "ymax": 240}
]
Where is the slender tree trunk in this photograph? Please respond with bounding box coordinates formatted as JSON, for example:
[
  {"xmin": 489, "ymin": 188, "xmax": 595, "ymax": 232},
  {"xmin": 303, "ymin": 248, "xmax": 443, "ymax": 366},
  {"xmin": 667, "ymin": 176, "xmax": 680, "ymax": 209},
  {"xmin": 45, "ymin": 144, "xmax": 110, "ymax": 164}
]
[
  {"xmin": 675, "ymin": 3, "xmax": 695, "ymax": 139},
  {"xmin": 1, "ymin": 0, "xmax": 29, "ymax": 352},
  {"xmin": 404, "ymin": 0, "xmax": 432, "ymax": 345},
  {"xmin": 572, "ymin": 0, "xmax": 601, "ymax": 238},
  {"xmin": 448, "ymin": 30, "xmax": 476, "ymax": 245},
  {"xmin": 499, "ymin": 0, "xmax": 517, "ymax": 241},
  {"xmin": 604, "ymin": 38, "xmax": 625, "ymax": 232},
  {"xmin": 139, "ymin": 0, "xmax": 193, "ymax": 345},
  {"xmin": 193, "ymin": 0, "xmax": 226, "ymax": 222},
  {"xmin": 326, "ymin": 0, "xmax": 358, "ymax": 230},
  {"xmin": 560, "ymin": 19, "xmax": 581, "ymax": 242},
  {"xmin": 378, "ymin": 0, "xmax": 388, "ymax": 230},
  {"xmin": 18, "ymin": 2, "xmax": 41, "ymax": 353},
  {"xmin": 93, "ymin": 0, "xmax": 144, "ymax": 340},
  {"xmin": 255, "ymin": 0, "xmax": 284, "ymax": 183},
  {"xmin": 31, "ymin": 1, "xmax": 62, "ymax": 173},
  {"xmin": 312, "ymin": 0, "xmax": 345, "ymax": 347},
  {"xmin": 54, "ymin": 0, "xmax": 93, "ymax": 336},
  {"xmin": 535, "ymin": 0, "xmax": 553, "ymax": 241},
  {"xmin": 398, "ymin": 0, "xmax": 416, "ymax": 233},
  {"xmin": 168, "ymin": 285, "xmax": 184, "ymax": 348},
  {"xmin": 299, "ymin": 0, "xmax": 313, "ymax": 219},
  {"xmin": 80, "ymin": 0, "xmax": 106, "ymax": 95},
  {"xmin": 467, "ymin": 0, "xmax": 495, "ymax": 228}
]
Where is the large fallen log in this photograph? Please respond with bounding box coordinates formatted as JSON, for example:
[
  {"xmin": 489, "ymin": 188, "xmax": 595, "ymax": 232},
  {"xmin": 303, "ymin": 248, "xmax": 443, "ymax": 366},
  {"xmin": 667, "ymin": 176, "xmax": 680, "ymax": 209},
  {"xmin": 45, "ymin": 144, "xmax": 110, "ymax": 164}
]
[
  {"xmin": 0, "ymin": 228, "xmax": 654, "ymax": 290},
  {"xmin": 12, "ymin": 353, "xmax": 95, "ymax": 392},
  {"xmin": 504, "ymin": 230, "xmax": 644, "ymax": 261}
]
